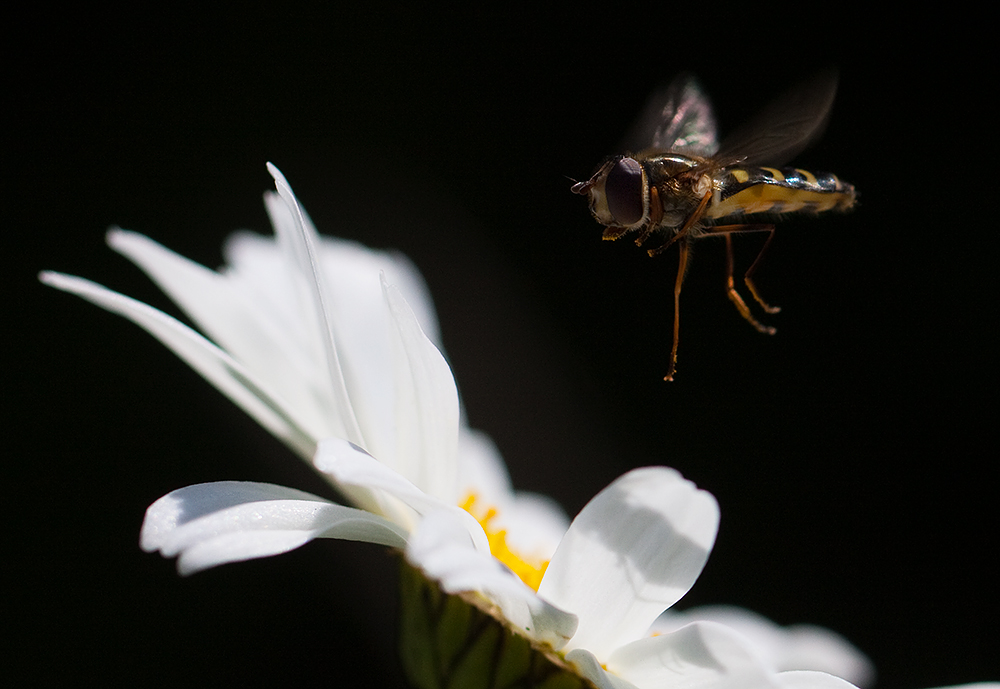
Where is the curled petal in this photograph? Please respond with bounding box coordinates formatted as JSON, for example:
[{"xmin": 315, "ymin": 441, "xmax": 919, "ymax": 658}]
[
  {"xmin": 406, "ymin": 510, "xmax": 578, "ymax": 649},
  {"xmin": 563, "ymin": 648, "xmax": 636, "ymax": 689},
  {"xmin": 655, "ymin": 606, "xmax": 874, "ymax": 687},
  {"xmin": 602, "ymin": 621, "xmax": 774, "ymax": 689},
  {"xmin": 778, "ymin": 627, "xmax": 872, "ymax": 686},
  {"xmin": 538, "ymin": 467, "xmax": 719, "ymax": 658},
  {"xmin": 141, "ymin": 481, "xmax": 408, "ymax": 575}
]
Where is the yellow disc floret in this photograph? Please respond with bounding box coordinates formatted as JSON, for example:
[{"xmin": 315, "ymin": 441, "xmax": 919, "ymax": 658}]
[{"xmin": 460, "ymin": 492, "xmax": 549, "ymax": 592}]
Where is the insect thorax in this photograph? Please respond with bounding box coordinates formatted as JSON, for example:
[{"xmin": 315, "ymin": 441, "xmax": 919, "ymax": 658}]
[{"xmin": 640, "ymin": 152, "xmax": 711, "ymax": 228}]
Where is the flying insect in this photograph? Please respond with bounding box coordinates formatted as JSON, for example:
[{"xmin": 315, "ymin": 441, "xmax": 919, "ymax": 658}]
[{"xmin": 571, "ymin": 71, "xmax": 856, "ymax": 381}]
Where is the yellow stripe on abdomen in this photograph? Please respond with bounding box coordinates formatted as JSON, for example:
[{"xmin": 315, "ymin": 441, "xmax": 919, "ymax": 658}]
[
  {"xmin": 709, "ymin": 185, "xmax": 850, "ymax": 217},
  {"xmin": 708, "ymin": 167, "xmax": 856, "ymax": 220}
]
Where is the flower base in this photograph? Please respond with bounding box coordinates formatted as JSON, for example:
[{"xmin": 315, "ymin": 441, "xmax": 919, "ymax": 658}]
[{"xmin": 398, "ymin": 557, "xmax": 594, "ymax": 689}]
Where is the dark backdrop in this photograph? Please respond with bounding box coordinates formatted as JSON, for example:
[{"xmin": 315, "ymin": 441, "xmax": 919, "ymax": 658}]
[{"xmin": 7, "ymin": 7, "xmax": 997, "ymax": 688}]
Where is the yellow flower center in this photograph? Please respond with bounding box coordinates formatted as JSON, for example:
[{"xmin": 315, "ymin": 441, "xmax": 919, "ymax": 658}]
[{"xmin": 459, "ymin": 492, "xmax": 549, "ymax": 592}]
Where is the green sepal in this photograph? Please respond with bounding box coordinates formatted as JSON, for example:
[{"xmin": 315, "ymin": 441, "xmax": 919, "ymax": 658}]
[{"xmin": 398, "ymin": 557, "xmax": 595, "ymax": 689}]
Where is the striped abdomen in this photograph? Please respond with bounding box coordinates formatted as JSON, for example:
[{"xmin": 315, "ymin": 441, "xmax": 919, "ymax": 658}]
[{"xmin": 707, "ymin": 166, "xmax": 855, "ymax": 221}]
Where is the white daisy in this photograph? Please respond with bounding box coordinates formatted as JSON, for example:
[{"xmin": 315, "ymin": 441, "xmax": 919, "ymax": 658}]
[
  {"xmin": 40, "ymin": 165, "xmax": 881, "ymax": 689},
  {"xmin": 36, "ymin": 162, "xmax": 574, "ymax": 651}
]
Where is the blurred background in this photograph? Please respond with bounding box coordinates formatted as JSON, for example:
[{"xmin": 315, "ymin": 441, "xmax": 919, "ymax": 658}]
[{"xmin": 6, "ymin": 6, "xmax": 997, "ymax": 687}]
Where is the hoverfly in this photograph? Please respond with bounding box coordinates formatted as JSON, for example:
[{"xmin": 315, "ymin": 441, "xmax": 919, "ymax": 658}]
[{"xmin": 571, "ymin": 71, "xmax": 855, "ymax": 381}]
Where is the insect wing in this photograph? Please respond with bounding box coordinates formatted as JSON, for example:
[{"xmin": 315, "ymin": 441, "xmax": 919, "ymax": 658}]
[
  {"xmin": 619, "ymin": 73, "xmax": 719, "ymax": 157},
  {"xmin": 714, "ymin": 69, "xmax": 840, "ymax": 167}
]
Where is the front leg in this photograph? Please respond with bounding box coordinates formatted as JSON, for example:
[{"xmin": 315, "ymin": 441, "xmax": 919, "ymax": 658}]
[
  {"xmin": 664, "ymin": 237, "xmax": 690, "ymax": 382},
  {"xmin": 647, "ymin": 189, "xmax": 712, "ymax": 257},
  {"xmin": 633, "ymin": 186, "xmax": 664, "ymax": 247}
]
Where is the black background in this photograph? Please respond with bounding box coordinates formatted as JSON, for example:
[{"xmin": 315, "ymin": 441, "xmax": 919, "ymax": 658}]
[{"xmin": 6, "ymin": 6, "xmax": 997, "ymax": 688}]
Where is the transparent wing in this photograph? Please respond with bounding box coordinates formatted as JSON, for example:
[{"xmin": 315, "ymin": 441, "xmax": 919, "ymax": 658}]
[
  {"xmin": 619, "ymin": 73, "xmax": 719, "ymax": 157},
  {"xmin": 715, "ymin": 69, "xmax": 840, "ymax": 167}
]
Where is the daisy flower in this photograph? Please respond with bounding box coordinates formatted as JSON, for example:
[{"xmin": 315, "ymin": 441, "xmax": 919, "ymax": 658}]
[{"xmin": 40, "ymin": 165, "xmax": 882, "ymax": 689}]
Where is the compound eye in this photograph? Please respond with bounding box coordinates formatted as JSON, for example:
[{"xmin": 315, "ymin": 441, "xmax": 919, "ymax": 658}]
[{"xmin": 605, "ymin": 157, "xmax": 644, "ymax": 226}]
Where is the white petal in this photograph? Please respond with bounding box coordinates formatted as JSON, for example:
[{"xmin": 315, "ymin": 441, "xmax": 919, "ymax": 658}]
[
  {"xmin": 107, "ymin": 229, "xmax": 324, "ymax": 437},
  {"xmin": 303, "ymin": 238, "xmax": 401, "ymax": 466},
  {"xmin": 39, "ymin": 271, "xmax": 316, "ymax": 457},
  {"xmin": 780, "ymin": 626, "xmax": 872, "ymax": 686},
  {"xmin": 263, "ymin": 165, "xmax": 458, "ymax": 483},
  {"xmin": 141, "ymin": 481, "xmax": 408, "ymax": 575},
  {"xmin": 406, "ymin": 510, "xmax": 578, "ymax": 649},
  {"xmin": 655, "ymin": 606, "xmax": 874, "ymax": 686},
  {"xmin": 266, "ymin": 186, "xmax": 441, "ymax": 346},
  {"xmin": 312, "ymin": 230, "xmax": 441, "ymax": 348},
  {"xmin": 315, "ymin": 438, "xmax": 481, "ymax": 546},
  {"xmin": 602, "ymin": 621, "xmax": 775, "ymax": 689},
  {"xmin": 314, "ymin": 437, "xmax": 422, "ymax": 529},
  {"xmin": 266, "ymin": 163, "xmax": 364, "ymax": 446},
  {"xmin": 253, "ymin": 199, "xmax": 404, "ymax": 468},
  {"xmin": 457, "ymin": 426, "xmax": 515, "ymax": 500},
  {"xmin": 366, "ymin": 248, "xmax": 440, "ymax": 347},
  {"xmin": 563, "ymin": 648, "xmax": 637, "ymax": 689},
  {"xmin": 225, "ymin": 226, "xmax": 396, "ymax": 464},
  {"xmin": 493, "ymin": 491, "xmax": 570, "ymax": 561},
  {"xmin": 538, "ymin": 467, "xmax": 719, "ymax": 658},
  {"xmin": 381, "ymin": 278, "xmax": 460, "ymax": 500}
]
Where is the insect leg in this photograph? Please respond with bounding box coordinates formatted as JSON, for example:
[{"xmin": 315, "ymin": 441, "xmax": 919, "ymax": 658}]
[
  {"xmin": 725, "ymin": 234, "xmax": 776, "ymax": 335},
  {"xmin": 634, "ymin": 186, "xmax": 664, "ymax": 247},
  {"xmin": 743, "ymin": 226, "xmax": 781, "ymax": 315},
  {"xmin": 664, "ymin": 237, "xmax": 689, "ymax": 382},
  {"xmin": 702, "ymin": 224, "xmax": 777, "ymax": 335},
  {"xmin": 646, "ymin": 226, "xmax": 687, "ymax": 257}
]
